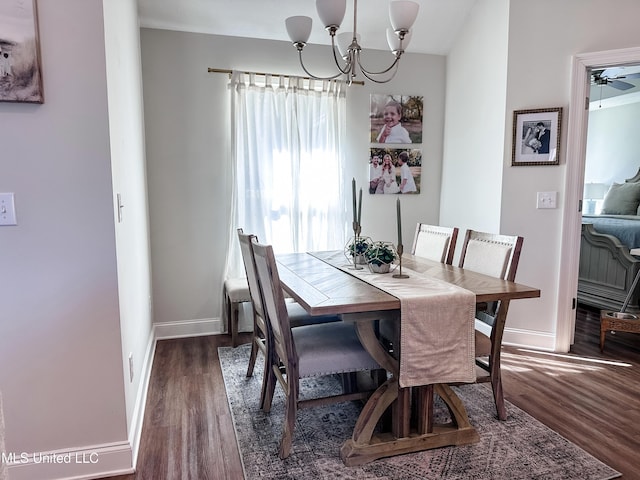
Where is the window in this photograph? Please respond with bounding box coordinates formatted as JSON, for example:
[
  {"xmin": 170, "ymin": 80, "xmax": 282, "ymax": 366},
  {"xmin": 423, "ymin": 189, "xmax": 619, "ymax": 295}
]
[{"xmin": 226, "ymin": 73, "xmax": 347, "ymax": 277}]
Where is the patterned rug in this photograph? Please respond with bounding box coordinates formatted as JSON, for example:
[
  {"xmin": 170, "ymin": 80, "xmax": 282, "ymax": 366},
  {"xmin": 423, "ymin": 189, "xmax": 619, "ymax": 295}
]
[{"xmin": 219, "ymin": 344, "xmax": 621, "ymax": 480}]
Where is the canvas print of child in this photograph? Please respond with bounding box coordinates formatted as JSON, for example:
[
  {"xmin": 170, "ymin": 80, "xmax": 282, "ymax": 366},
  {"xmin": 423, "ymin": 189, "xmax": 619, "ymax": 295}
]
[{"xmin": 370, "ymin": 94, "xmax": 423, "ymax": 144}]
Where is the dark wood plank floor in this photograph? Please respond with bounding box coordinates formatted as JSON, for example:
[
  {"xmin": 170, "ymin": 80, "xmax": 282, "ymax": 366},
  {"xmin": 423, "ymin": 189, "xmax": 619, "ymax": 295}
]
[
  {"xmin": 104, "ymin": 306, "xmax": 639, "ymax": 479},
  {"xmin": 502, "ymin": 305, "xmax": 640, "ymax": 479}
]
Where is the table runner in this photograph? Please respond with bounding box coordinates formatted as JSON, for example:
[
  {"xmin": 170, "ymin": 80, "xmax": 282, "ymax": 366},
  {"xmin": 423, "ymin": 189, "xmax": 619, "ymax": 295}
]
[{"xmin": 312, "ymin": 252, "xmax": 476, "ymax": 388}]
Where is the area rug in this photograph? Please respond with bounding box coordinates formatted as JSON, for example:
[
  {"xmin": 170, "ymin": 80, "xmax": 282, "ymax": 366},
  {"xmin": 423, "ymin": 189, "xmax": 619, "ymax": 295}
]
[{"xmin": 219, "ymin": 344, "xmax": 621, "ymax": 480}]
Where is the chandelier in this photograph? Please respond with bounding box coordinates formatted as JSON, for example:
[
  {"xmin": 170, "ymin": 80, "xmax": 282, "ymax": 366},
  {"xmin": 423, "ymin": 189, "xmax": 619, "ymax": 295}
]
[{"xmin": 285, "ymin": 0, "xmax": 419, "ymax": 84}]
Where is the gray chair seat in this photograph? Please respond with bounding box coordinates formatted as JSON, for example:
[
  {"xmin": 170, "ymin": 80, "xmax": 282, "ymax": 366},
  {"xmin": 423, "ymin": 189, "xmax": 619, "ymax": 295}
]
[{"xmin": 293, "ymin": 322, "xmax": 380, "ymax": 377}]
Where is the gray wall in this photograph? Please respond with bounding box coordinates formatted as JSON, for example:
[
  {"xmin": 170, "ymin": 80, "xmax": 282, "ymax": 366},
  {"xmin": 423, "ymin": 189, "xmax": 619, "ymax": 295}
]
[{"xmin": 140, "ymin": 29, "xmax": 447, "ymax": 330}]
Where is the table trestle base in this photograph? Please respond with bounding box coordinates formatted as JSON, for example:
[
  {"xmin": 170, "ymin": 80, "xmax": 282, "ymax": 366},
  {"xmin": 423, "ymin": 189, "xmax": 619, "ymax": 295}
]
[
  {"xmin": 341, "ymin": 321, "xmax": 480, "ymax": 466},
  {"xmin": 340, "ymin": 423, "xmax": 479, "ymax": 466}
]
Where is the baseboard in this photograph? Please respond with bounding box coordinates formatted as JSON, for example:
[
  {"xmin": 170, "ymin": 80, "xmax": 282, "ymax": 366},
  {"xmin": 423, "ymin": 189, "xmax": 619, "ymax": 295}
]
[
  {"xmin": 128, "ymin": 330, "xmax": 156, "ymax": 468},
  {"xmin": 154, "ymin": 308, "xmax": 253, "ymax": 340},
  {"xmin": 6, "ymin": 320, "xmax": 226, "ymax": 480},
  {"xmin": 503, "ymin": 327, "xmax": 556, "ymax": 351},
  {"xmin": 5, "ymin": 336, "xmax": 157, "ymax": 480},
  {"xmin": 6, "ymin": 442, "xmax": 134, "ymax": 480},
  {"xmin": 153, "ymin": 317, "xmax": 222, "ymax": 339}
]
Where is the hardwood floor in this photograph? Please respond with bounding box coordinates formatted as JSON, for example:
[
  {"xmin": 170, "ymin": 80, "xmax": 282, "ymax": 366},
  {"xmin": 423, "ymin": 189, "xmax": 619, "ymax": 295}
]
[
  {"xmin": 104, "ymin": 306, "xmax": 639, "ymax": 479},
  {"xmin": 502, "ymin": 305, "xmax": 640, "ymax": 479}
]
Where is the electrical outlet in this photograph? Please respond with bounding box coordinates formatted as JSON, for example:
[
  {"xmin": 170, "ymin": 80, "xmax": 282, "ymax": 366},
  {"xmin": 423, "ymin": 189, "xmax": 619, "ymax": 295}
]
[
  {"xmin": 128, "ymin": 353, "xmax": 134, "ymax": 382},
  {"xmin": 536, "ymin": 191, "xmax": 557, "ymax": 209}
]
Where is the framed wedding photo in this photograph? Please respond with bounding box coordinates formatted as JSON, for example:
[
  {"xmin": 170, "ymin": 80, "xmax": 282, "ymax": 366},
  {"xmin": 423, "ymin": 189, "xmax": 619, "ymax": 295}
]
[
  {"xmin": 511, "ymin": 107, "xmax": 562, "ymax": 166},
  {"xmin": 0, "ymin": 0, "xmax": 44, "ymax": 103}
]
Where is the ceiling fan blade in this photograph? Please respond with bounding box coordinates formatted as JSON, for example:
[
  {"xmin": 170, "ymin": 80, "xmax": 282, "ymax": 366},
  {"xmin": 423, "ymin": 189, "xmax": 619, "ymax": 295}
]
[
  {"xmin": 601, "ymin": 67, "xmax": 624, "ymax": 78},
  {"xmin": 623, "ymin": 72, "xmax": 640, "ymax": 79},
  {"xmin": 609, "ymin": 79, "xmax": 635, "ymax": 90}
]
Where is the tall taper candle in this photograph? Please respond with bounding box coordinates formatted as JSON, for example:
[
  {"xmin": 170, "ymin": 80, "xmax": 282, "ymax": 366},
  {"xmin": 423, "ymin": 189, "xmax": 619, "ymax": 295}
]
[
  {"xmin": 352, "ymin": 178, "xmax": 357, "ymax": 224},
  {"xmin": 357, "ymin": 188, "xmax": 362, "ymax": 225},
  {"xmin": 396, "ymin": 198, "xmax": 402, "ymax": 246}
]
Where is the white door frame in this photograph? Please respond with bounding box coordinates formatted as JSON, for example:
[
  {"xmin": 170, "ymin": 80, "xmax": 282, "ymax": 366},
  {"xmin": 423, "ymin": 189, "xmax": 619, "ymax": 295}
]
[{"xmin": 556, "ymin": 46, "xmax": 640, "ymax": 351}]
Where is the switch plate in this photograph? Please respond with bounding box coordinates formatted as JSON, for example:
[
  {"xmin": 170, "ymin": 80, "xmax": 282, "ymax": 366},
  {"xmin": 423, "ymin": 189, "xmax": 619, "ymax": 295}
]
[
  {"xmin": 536, "ymin": 191, "xmax": 557, "ymax": 209},
  {"xmin": 0, "ymin": 193, "xmax": 17, "ymax": 225}
]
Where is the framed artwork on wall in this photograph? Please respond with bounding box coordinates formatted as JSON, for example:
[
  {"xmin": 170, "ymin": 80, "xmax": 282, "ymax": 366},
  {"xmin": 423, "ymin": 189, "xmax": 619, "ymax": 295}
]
[
  {"xmin": 512, "ymin": 107, "xmax": 562, "ymax": 166},
  {"xmin": 369, "ymin": 147, "xmax": 422, "ymax": 195},
  {"xmin": 0, "ymin": 0, "xmax": 44, "ymax": 103},
  {"xmin": 370, "ymin": 94, "xmax": 423, "ymax": 144}
]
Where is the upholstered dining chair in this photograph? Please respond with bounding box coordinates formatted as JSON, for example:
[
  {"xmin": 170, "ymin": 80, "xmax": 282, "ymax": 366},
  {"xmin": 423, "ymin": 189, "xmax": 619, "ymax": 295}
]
[
  {"xmin": 458, "ymin": 229, "xmax": 523, "ymax": 421},
  {"xmin": 237, "ymin": 229, "xmax": 340, "ymax": 408},
  {"xmin": 411, "ymin": 223, "xmax": 459, "ymax": 265},
  {"xmin": 251, "ymin": 238, "xmax": 382, "ymax": 459},
  {"xmin": 222, "ymin": 278, "xmax": 251, "ymax": 348}
]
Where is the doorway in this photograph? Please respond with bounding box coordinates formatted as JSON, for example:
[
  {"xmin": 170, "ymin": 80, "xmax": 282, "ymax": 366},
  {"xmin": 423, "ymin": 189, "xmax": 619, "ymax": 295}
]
[{"xmin": 557, "ymin": 46, "xmax": 640, "ymax": 351}]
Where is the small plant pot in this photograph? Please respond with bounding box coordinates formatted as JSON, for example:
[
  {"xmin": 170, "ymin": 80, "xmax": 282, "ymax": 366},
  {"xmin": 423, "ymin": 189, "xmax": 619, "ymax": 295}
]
[
  {"xmin": 370, "ymin": 263, "xmax": 391, "ymax": 273},
  {"xmin": 344, "ymin": 236, "xmax": 373, "ymax": 264},
  {"xmin": 364, "ymin": 241, "xmax": 398, "ymax": 273}
]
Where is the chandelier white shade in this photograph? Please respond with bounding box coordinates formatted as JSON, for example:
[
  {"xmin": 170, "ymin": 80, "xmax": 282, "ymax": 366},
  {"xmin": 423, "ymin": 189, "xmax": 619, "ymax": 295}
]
[
  {"xmin": 389, "ymin": 1, "xmax": 419, "ymax": 31},
  {"xmin": 316, "ymin": 0, "xmax": 347, "ymax": 29},
  {"xmin": 285, "ymin": 16, "xmax": 312, "ymax": 45},
  {"xmin": 285, "ymin": 0, "xmax": 419, "ymax": 84}
]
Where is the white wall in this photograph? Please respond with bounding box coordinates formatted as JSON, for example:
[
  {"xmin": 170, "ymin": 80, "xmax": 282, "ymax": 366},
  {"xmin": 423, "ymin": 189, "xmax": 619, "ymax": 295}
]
[
  {"xmin": 140, "ymin": 29, "xmax": 447, "ymax": 330},
  {"xmin": 0, "ymin": 0, "xmax": 133, "ymax": 478},
  {"xmin": 504, "ymin": 0, "xmax": 640, "ymax": 350},
  {"xmin": 586, "ymin": 100, "xmax": 640, "ymax": 185},
  {"xmin": 444, "ymin": 0, "xmax": 640, "ymax": 350},
  {"xmin": 441, "ymin": 0, "xmax": 510, "ymax": 238},
  {"xmin": 103, "ymin": 0, "xmax": 154, "ymax": 463}
]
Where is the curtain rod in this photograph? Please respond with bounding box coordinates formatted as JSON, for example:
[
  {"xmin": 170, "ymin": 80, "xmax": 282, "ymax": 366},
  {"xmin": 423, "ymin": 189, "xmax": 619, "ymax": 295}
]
[{"xmin": 207, "ymin": 68, "xmax": 364, "ymax": 86}]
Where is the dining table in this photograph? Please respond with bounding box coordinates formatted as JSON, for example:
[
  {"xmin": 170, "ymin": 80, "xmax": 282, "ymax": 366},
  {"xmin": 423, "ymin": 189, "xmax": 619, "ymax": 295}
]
[{"xmin": 276, "ymin": 249, "xmax": 541, "ymax": 466}]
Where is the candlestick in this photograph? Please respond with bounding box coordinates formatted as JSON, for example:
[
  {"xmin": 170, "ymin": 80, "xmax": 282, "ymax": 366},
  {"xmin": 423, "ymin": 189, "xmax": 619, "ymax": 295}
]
[
  {"xmin": 357, "ymin": 188, "xmax": 362, "ymax": 226},
  {"xmin": 393, "ymin": 243, "xmax": 409, "ymax": 278},
  {"xmin": 396, "ymin": 198, "xmax": 402, "ymax": 246},
  {"xmin": 352, "ymin": 178, "xmax": 357, "ymax": 224}
]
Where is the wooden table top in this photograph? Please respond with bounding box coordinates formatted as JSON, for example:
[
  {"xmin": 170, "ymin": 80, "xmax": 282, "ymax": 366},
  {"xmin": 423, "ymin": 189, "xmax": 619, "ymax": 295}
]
[{"xmin": 276, "ymin": 250, "xmax": 540, "ymax": 316}]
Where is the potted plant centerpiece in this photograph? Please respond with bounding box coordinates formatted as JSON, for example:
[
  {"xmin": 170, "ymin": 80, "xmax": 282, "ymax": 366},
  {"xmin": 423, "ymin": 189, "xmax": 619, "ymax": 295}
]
[
  {"xmin": 365, "ymin": 241, "xmax": 398, "ymax": 273},
  {"xmin": 344, "ymin": 236, "xmax": 373, "ymax": 265}
]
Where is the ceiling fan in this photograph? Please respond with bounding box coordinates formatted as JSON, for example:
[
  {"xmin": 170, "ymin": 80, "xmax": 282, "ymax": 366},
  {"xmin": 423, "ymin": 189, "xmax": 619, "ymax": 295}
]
[{"xmin": 591, "ymin": 68, "xmax": 640, "ymax": 91}]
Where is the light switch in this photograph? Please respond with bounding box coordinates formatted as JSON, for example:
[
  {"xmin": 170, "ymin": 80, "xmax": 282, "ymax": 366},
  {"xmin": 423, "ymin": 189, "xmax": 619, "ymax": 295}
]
[
  {"xmin": 0, "ymin": 193, "xmax": 17, "ymax": 225},
  {"xmin": 536, "ymin": 191, "xmax": 557, "ymax": 209}
]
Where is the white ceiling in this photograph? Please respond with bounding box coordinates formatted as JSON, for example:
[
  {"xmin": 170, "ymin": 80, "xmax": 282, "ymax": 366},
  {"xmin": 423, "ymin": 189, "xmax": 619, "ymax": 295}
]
[
  {"xmin": 136, "ymin": 1, "xmax": 640, "ymax": 105},
  {"xmin": 136, "ymin": 0, "xmax": 478, "ymax": 56}
]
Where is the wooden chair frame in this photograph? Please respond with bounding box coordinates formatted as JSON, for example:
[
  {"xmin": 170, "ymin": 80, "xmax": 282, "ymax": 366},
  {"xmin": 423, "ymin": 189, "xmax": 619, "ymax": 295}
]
[
  {"xmin": 238, "ymin": 229, "xmax": 341, "ymax": 409},
  {"xmin": 458, "ymin": 229, "xmax": 523, "ymax": 420},
  {"xmin": 251, "ymin": 239, "xmax": 380, "ymax": 459},
  {"xmin": 237, "ymin": 229, "xmax": 271, "ymax": 409}
]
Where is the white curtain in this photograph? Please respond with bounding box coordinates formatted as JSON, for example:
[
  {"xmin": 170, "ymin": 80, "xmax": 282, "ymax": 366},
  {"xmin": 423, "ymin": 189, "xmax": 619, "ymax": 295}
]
[{"xmin": 225, "ymin": 72, "xmax": 347, "ymax": 278}]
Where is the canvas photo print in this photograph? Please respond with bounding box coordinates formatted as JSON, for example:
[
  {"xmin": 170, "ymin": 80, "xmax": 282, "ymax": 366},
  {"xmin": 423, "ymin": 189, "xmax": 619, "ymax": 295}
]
[
  {"xmin": 370, "ymin": 94, "xmax": 423, "ymax": 144},
  {"xmin": 0, "ymin": 0, "xmax": 44, "ymax": 103},
  {"xmin": 369, "ymin": 148, "xmax": 422, "ymax": 195}
]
